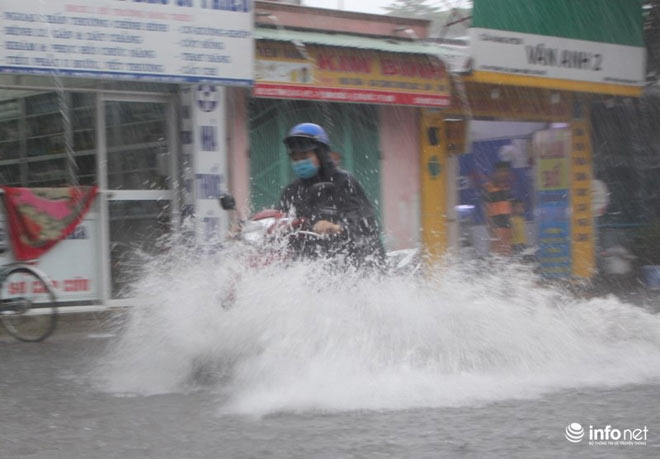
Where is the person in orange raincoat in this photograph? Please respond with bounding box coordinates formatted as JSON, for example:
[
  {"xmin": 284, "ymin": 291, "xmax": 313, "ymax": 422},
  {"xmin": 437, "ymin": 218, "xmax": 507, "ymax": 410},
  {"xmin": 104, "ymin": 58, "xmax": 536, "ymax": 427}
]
[{"xmin": 482, "ymin": 161, "xmax": 513, "ymax": 256}]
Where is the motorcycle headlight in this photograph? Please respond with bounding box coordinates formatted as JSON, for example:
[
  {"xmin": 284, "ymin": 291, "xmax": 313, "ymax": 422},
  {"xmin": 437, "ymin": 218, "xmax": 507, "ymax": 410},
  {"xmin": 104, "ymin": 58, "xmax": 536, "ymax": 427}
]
[{"xmin": 241, "ymin": 218, "xmax": 276, "ymax": 243}]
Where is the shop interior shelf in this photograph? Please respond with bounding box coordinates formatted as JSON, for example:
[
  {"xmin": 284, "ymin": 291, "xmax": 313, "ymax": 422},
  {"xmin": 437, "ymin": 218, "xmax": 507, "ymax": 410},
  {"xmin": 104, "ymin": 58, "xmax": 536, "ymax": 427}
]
[
  {"xmin": 20, "ymin": 150, "xmax": 96, "ymax": 162},
  {"xmin": 0, "ymin": 158, "xmax": 21, "ymax": 166},
  {"xmin": 106, "ymin": 119, "xmax": 165, "ymax": 129},
  {"xmin": 109, "ymin": 212, "xmax": 168, "ymax": 222},
  {"xmin": 24, "ymin": 105, "xmax": 93, "ymax": 119},
  {"xmin": 108, "ymin": 167, "xmax": 158, "ymax": 175},
  {"xmin": 24, "ymin": 128, "xmax": 94, "ymax": 140},
  {"xmin": 25, "ymin": 133, "xmax": 66, "ymax": 140},
  {"xmin": 107, "ymin": 141, "xmax": 162, "ymax": 152},
  {"xmin": 3, "ymin": 91, "xmax": 165, "ymax": 188}
]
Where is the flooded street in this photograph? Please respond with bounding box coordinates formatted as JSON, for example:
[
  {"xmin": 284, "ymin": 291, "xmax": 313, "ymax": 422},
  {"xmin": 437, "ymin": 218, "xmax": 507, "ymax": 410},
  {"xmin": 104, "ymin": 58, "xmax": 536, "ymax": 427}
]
[
  {"xmin": 3, "ymin": 257, "xmax": 660, "ymax": 458},
  {"xmin": 1, "ymin": 332, "xmax": 659, "ymax": 459},
  {"xmin": 0, "ymin": 0, "xmax": 659, "ymax": 457}
]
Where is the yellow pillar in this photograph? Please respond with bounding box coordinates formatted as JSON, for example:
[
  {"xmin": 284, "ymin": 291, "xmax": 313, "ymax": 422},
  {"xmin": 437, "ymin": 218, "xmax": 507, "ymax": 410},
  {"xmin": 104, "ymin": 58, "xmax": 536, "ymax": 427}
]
[
  {"xmin": 570, "ymin": 119, "xmax": 595, "ymax": 278},
  {"xmin": 420, "ymin": 111, "xmax": 448, "ymax": 263}
]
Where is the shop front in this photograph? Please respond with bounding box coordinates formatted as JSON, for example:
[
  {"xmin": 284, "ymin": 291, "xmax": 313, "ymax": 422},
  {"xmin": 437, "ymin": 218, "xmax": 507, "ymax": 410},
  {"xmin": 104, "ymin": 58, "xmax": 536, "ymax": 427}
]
[
  {"xmin": 249, "ymin": 26, "xmax": 453, "ymax": 250},
  {"xmin": 0, "ymin": 0, "xmax": 253, "ymax": 305},
  {"xmin": 421, "ymin": 0, "xmax": 645, "ymax": 278}
]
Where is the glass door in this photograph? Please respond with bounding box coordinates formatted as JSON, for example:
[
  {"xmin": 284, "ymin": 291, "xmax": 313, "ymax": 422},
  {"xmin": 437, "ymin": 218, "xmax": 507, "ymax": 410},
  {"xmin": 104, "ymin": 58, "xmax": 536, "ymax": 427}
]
[{"xmin": 100, "ymin": 96, "xmax": 176, "ymax": 299}]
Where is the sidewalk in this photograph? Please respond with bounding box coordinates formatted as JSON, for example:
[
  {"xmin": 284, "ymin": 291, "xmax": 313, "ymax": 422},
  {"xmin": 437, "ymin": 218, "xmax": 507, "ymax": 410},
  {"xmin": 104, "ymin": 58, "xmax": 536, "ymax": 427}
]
[
  {"xmin": 585, "ymin": 274, "xmax": 660, "ymax": 311},
  {"xmin": 0, "ymin": 305, "xmax": 128, "ymax": 340}
]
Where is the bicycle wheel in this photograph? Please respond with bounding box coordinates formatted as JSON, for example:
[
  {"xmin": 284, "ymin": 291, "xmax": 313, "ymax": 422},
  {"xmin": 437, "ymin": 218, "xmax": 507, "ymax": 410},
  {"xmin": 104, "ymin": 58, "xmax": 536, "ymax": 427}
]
[{"xmin": 0, "ymin": 266, "xmax": 57, "ymax": 342}]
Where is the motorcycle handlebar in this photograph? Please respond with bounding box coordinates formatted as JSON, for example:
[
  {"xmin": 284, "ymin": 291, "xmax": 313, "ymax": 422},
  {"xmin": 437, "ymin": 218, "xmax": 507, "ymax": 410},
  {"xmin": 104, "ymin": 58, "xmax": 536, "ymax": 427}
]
[{"xmin": 290, "ymin": 230, "xmax": 326, "ymax": 239}]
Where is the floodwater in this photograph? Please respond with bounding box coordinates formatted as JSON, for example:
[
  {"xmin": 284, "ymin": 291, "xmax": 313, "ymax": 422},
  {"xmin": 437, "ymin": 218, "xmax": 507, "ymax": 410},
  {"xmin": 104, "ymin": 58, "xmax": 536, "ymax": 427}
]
[{"xmin": 3, "ymin": 248, "xmax": 660, "ymax": 458}]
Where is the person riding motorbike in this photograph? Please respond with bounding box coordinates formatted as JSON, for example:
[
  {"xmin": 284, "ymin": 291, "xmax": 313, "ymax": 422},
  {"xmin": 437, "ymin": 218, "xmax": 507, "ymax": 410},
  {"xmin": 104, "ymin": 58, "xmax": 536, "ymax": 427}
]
[{"xmin": 278, "ymin": 123, "xmax": 385, "ymax": 268}]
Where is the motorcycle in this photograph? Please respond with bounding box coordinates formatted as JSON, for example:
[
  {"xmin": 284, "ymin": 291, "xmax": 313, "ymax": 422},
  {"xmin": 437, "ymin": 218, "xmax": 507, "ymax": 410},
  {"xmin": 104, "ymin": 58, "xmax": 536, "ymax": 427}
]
[
  {"xmin": 187, "ymin": 186, "xmax": 421, "ymax": 384},
  {"xmin": 218, "ymin": 183, "xmax": 421, "ymax": 275}
]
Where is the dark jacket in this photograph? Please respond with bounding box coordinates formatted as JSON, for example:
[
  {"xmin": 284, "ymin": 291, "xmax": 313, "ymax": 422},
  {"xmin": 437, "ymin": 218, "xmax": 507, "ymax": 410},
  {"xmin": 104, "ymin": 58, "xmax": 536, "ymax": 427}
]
[{"xmin": 278, "ymin": 149, "xmax": 385, "ymax": 267}]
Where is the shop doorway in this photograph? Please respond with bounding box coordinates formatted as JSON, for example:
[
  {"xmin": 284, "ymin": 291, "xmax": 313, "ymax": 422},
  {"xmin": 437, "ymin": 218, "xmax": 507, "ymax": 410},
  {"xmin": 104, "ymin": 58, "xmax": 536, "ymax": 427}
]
[
  {"xmin": 99, "ymin": 95, "xmax": 177, "ymax": 299},
  {"xmin": 457, "ymin": 121, "xmax": 547, "ymax": 258}
]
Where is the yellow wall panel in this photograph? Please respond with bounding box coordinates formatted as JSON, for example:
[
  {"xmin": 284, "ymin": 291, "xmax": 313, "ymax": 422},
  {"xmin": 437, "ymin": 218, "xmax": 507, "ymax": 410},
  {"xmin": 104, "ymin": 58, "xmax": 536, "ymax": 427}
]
[
  {"xmin": 420, "ymin": 111, "xmax": 448, "ymax": 263},
  {"xmin": 570, "ymin": 119, "xmax": 595, "ymax": 278}
]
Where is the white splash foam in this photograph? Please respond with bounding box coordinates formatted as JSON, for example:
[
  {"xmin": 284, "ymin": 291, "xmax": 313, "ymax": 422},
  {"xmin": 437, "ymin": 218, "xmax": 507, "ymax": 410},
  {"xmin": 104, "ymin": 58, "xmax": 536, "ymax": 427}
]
[{"xmin": 92, "ymin": 242, "xmax": 660, "ymax": 416}]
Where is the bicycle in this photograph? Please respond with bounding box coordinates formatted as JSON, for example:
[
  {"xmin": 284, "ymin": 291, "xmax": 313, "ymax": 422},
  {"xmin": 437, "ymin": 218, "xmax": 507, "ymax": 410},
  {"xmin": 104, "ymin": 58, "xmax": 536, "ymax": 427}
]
[
  {"xmin": 0, "ymin": 261, "xmax": 58, "ymax": 342},
  {"xmin": 0, "ymin": 187, "xmax": 58, "ymax": 342}
]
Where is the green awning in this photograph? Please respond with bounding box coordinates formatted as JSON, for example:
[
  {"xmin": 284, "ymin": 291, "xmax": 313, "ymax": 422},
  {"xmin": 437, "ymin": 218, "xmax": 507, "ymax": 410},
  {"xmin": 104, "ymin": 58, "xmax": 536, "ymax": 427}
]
[{"xmin": 255, "ymin": 27, "xmax": 470, "ymax": 73}]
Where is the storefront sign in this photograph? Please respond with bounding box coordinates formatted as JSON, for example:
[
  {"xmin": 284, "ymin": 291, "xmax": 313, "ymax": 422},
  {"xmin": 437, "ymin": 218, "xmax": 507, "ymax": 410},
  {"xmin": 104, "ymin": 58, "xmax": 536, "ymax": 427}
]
[
  {"xmin": 470, "ymin": 0, "xmax": 645, "ymax": 91},
  {"xmin": 255, "ymin": 42, "xmax": 450, "ymax": 107},
  {"xmin": 0, "ymin": 0, "xmax": 253, "ymax": 84},
  {"xmin": 534, "ymin": 128, "xmax": 572, "ymax": 278},
  {"xmin": 0, "ymin": 212, "xmax": 99, "ymax": 301},
  {"xmin": 443, "ymin": 84, "xmax": 573, "ymax": 122},
  {"xmin": 470, "ymin": 28, "xmax": 645, "ymax": 87},
  {"xmin": 180, "ymin": 84, "xmax": 228, "ymax": 242}
]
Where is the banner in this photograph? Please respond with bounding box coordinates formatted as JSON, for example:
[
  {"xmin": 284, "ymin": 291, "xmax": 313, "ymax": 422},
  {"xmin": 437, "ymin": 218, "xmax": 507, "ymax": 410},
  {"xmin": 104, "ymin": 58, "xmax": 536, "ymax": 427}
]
[
  {"xmin": 1, "ymin": 186, "xmax": 98, "ymax": 261},
  {"xmin": 0, "ymin": 0, "xmax": 253, "ymax": 85},
  {"xmin": 192, "ymin": 85, "xmax": 228, "ymax": 241},
  {"xmin": 178, "ymin": 84, "xmax": 229, "ymax": 241},
  {"xmin": 533, "ymin": 129, "xmax": 572, "ymax": 278},
  {"xmin": 255, "ymin": 42, "xmax": 450, "ymax": 107},
  {"xmin": 570, "ymin": 120, "xmax": 594, "ymax": 278}
]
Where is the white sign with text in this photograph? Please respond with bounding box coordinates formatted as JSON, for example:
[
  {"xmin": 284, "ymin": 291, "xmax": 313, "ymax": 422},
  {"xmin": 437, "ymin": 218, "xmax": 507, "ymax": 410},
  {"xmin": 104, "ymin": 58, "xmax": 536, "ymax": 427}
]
[
  {"xmin": 0, "ymin": 0, "xmax": 253, "ymax": 84},
  {"xmin": 470, "ymin": 27, "xmax": 645, "ymax": 86},
  {"xmin": 189, "ymin": 84, "xmax": 228, "ymax": 242},
  {"xmin": 0, "ymin": 212, "xmax": 99, "ymax": 302}
]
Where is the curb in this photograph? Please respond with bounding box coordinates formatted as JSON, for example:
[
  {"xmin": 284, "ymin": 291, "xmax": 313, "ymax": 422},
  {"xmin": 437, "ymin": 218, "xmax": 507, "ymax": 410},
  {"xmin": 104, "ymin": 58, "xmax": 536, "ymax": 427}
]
[{"xmin": 0, "ymin": 305, "xmax": 129, "ymax": 340}]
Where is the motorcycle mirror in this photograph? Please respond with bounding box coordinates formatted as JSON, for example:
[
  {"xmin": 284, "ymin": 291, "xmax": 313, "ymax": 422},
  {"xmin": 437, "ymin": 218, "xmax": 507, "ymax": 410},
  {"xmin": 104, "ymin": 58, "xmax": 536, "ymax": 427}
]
[{"xmin": 219, "ymin": 193, "xmax": 236, "ymax": 210}]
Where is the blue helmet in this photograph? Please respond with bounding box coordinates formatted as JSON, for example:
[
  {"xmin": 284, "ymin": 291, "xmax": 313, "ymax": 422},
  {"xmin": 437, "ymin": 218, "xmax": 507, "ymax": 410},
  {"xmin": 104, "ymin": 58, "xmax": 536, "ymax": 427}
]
[{"xmin": 283, "ymin": 123, "xmax": 330, "ymax": 151}]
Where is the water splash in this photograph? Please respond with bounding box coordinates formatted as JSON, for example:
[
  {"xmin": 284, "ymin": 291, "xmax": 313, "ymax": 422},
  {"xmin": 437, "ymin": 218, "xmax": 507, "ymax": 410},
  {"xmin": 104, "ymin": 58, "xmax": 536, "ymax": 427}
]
[
  {"xmin": 92, "ymin": 240, "xmax": 660, "ymax": 416},
  {"xmin": 38, "ymin": 0, "xmax": 78, "ymax": 187}
]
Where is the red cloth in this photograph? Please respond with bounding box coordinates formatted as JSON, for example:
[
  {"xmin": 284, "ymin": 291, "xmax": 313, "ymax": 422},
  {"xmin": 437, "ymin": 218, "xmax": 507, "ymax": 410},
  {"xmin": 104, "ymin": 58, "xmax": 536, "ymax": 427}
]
[{"xmin": 1, "ymin": 186, "xmax": 98, "ymax": 261}]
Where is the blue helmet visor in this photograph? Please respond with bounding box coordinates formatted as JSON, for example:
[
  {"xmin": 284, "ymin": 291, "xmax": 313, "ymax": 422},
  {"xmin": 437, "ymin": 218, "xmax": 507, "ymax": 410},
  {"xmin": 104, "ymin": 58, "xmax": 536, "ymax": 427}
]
[{"xmin": 285, "ymin": 137, "xmax": 317, "ymax": 154}]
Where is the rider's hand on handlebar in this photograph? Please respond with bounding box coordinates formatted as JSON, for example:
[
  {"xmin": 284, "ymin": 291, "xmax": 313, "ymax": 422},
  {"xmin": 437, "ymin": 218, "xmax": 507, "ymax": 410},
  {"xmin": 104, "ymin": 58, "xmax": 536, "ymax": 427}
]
[{"xmin": 312, "ymin": 220, "xmax": 343, "ymax": 235}]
